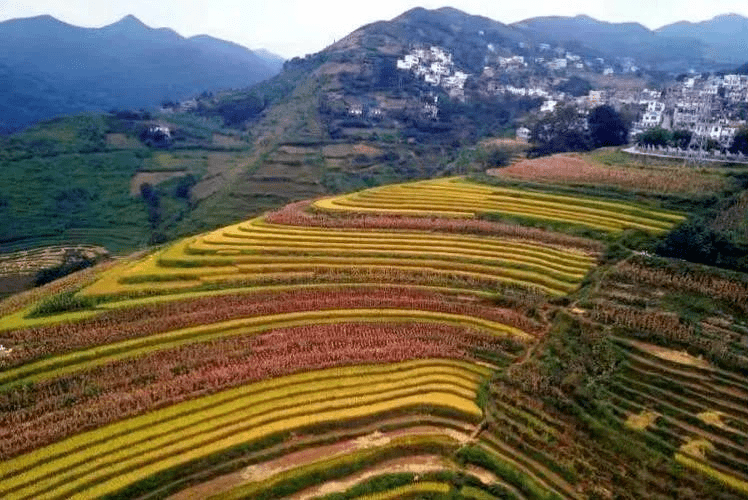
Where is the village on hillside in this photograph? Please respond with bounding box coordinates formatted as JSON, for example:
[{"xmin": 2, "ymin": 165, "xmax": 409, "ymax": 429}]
[{"xmin": 391, "ymin": 42, "xmax": 748, "ymax": 155}]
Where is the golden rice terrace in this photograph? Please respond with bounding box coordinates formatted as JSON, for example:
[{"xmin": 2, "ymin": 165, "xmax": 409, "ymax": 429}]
[{"xmin": 1, "ymin": 170, "xmax": 747, "ymax": 500}]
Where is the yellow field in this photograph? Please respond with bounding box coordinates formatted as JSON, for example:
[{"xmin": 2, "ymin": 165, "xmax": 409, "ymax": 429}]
[
  {"xmin": 0, "ymin": 359, "xmax": 486, "ymax": 500},
  {"xmin": 313, "ymin": 177, "xmax": 684, "ymax": 233},
  {"xmin": 1, "ymin": 173, "xmax": 702, "ymax": 500},
  {"xmin": 74, "ymin": 214, "xmax": 596, "ymax": 302}
]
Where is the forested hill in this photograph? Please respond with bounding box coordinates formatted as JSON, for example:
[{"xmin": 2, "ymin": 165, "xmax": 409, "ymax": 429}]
[{"xmin": 0, "ymin": 15, "xmax": 283, "ymax": 132}]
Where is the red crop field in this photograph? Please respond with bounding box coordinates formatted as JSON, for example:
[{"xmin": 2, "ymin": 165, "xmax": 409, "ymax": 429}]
[
  {"xmin": 3, "ymin": 168, "xmax": 746, "ymax": 500},
  {"xmin": 487, "ymin": 154, "xmax": 726, "ymax": 194}
]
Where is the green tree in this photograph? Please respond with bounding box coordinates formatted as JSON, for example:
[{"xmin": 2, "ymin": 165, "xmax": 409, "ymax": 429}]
[
  {"xmin": 139, "ymin": 182, "xmax": 161, "ymax": 229},
  {"xmin": 670, "ymin": 129, "xmax": 692, "ymax": 149},
  {"xmin": 555, "ymin": 76, "xmax": 592, "ymax": 97},
  {"xmin": 588, "ymin": 105, "xmax": 629, "ymax": 147},
  {"xmin": 729, "ymin": 126, "xmax": 748, "ymax": 155},
  {"xmin": 530, "ymin": 106, "xmax": 591, "ymax": 156},
  {"xmin": 637, "ymin": 127, "xmax": 671, "ymax": 147}
]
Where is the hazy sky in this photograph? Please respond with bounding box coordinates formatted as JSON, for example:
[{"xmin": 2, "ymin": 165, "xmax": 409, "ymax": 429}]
[{"xmin": 1, "ymin": 0, "xmax": 747, "ymax": 58}]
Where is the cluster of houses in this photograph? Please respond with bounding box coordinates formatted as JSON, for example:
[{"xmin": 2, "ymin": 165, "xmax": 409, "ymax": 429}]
[
  {"xmin": 371, "ymin": 42, "xmax": 748, "ymax": 149},
  {"xmin": 628, "ymin": 74, "xmax": 748, "ymax": 147},
  {"xmin": 531, "ymin": 45, "xmax": 629, "ymax": 75},
  {"xmin": 394, "ymin": 44, "xmax": 647, "ymax": 126},
  {"xmin": 396, "ymin": 46, "xmax": 470, "ymax": 100}
]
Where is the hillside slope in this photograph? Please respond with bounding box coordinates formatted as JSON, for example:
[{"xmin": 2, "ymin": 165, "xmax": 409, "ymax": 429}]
[{"xmin": 1, "ymin": 154, "xmax": 747, "ymax": 498}]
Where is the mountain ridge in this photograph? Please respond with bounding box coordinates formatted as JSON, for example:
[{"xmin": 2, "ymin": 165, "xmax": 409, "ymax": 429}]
[
  {"xmin": 514, "ymin": 12, "xmax": 748, "ymax": 67},
  {"xmin": 0, "ymin": 14, "xmax": 280, "ymax": 131}
]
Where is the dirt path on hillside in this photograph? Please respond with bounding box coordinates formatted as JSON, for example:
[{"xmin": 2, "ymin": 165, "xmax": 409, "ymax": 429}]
[{"xmin": 168, "ymin": 425, "xmax": 472, "ymax": 500}]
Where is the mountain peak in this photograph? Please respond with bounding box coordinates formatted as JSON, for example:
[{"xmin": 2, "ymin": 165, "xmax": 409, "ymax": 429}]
[
  {"xmin": 118, "ymin": 14, "xmax": 144, "ymax": 24},
  {"xmin": 104, "ymin": 14, "xmax": 149, "ymax": 31},
  {"xmin": 435, "ymin": 6, "xmax": 469, "ymax": 16},
  {"xmin": 711, "ymin": 13, "xmax": 748, "ymax": 21}
]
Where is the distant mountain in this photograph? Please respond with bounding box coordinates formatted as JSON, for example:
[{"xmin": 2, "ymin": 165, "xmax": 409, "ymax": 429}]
[
  {"xmin": 657, "ymin": 14, "xmax": 748, "ymax": 65},
  {"xmin": 253, "ymin": 49, "xmax": 286, "ymax": 72},
  {"xmin": 511, "ymin": 15, "xmax": 706, "ymax": 70},
  {"xmin": 0, "ymin": 15, "xmax": 279, "ymax": 131}
]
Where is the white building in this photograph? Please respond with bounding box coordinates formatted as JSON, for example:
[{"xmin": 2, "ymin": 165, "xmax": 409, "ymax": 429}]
[
  {"xmin": 498, "ymin": 56, "xmax": 526, "ymax": 68},
  {"xmin": 516, "ymin": 126, "xmax": 531, "ymax": 141},
  {"xmin": 540, "ymin": 100, "xmax": 558, "ymax": 113},
  {"xmin": 548, "ymin": 58, "xmax": 568, "ymax": 70},
  {"xmin": 588, "ymin": 91, "xmax": 605, "ymax": 107},
  {"xmin": 641, "ymin": 111, "xmax": 663, "ymax": 128},
  {"xmin": 396, "ymin": 54, "xmax": 419, "ymax": 70}
]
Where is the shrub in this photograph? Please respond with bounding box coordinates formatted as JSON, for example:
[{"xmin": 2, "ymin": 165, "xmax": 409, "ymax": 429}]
[{"xmin": 28, "ymin": 291, "xmax": 97, "ymax": 317}]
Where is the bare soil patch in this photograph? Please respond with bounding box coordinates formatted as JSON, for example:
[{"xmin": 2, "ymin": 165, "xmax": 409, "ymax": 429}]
[
  {"xmin": 323, "ymin": 143, "xmax": 382, "ymax": 158},
  {"xmin": 628, "ymin": 339, "xmax": 711, "ymax": 369},
  {"xmin": 105, "ymin": 133, "xmax": 140, "ymax": 148},
  {"xmin": 191, "ymin": 153, "xmax": 243, "ymax": 200},
  {"xmin": 278, "ymin": 145, "xmax": 318, "ymax": 155},
  {"xmin": 625, "ymin": 410, "xmax": 659, "ymax": 430},
  {"xmin": 315, "ymin": 62, "xmax": 361, "ymax": 76},
  {"xmin": 168, "ymin": 426, "xmax": 463, "ymax": 500},
  {"xmin": 698, "ymin": 411, "xmax": 727, "ymax": 429},
  {"xmin": 0, "ymin": 274, "xmax": 35, "ymax": 298}
]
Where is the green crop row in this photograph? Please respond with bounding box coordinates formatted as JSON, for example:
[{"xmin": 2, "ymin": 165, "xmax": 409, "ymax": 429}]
[
  {"xmin": 310, "ymin": 472, "xmax": 515, "ymax": 500},
  {"xmin": 351, "ymin": 481, "xmax": 450, "ymax": 499},
  {"xmin": 215, "ymin": 450, "xmax": 453, "ymax": 500}
]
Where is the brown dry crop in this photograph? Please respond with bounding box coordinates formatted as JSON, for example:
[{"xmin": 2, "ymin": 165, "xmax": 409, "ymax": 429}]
[
  {"xmin": 1, "ymin": 286, "xmax": 541, "ymax": 366},
  {"xmin": 487, "ymin": 154, "xmax": 725, "ymax": 194}
]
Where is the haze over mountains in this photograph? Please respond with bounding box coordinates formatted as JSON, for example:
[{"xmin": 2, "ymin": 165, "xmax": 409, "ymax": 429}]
[
  {"xmin": 2, "ymin": 7, "xmax": 748, "ymax": 132},
  {"xmin": 0, "ymin": 14, "xmax": 283, "ymax": 132},
  {"xmin": 514, "ymin": 12, "xmax": 748, "ymax": 69}
]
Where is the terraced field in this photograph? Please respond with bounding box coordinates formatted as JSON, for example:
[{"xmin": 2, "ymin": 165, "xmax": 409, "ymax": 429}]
[
  {"xmin": 0, "ymin": 172, "xmax": 736, "ymax": 499},
  {"xmin": 314, "ymin": 177, "xmax": 685, "ymax": 233},
  {"xmin": 75, "ymin": 216, "xmax": 596, "ymax": 300},
  {"xmin": 584, "ymin": 257, "xmax": 748, "ymax": 495}
]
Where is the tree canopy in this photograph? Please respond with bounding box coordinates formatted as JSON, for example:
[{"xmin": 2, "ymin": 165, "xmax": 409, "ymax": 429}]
[
  {"xmin": 636, "ymin": 127, "xmax": 671, "ymax": 147},
  {"xmin": 529, "ymin": 105, "xmax": 629, "ymax": 156},
  {"xmin": 729, "ymin": 126, "xmax": 748, "ymax": 155},
  {"xmin": 588, "ymin": 105, "xmax": 629, "ymax": 148},
  {"xmin": 530, "ymin": 106, "xmax": 590, "ymax": 156},
  {"xmin": 555, "ymin": 76, "xmax": 593, "ymax": 97}
]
